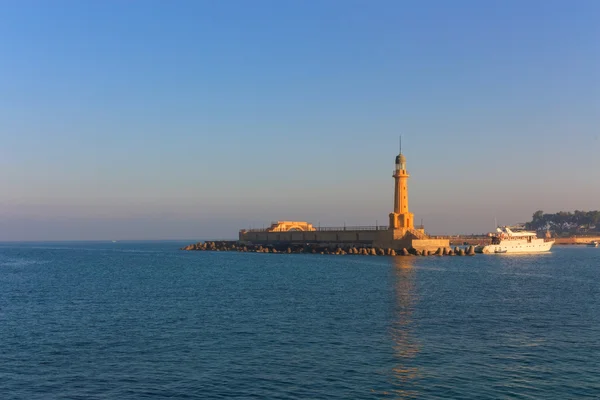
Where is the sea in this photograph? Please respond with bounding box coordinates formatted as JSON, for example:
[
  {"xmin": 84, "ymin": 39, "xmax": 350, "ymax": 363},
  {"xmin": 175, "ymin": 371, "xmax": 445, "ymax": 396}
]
[{"xmin": 1, "ymin": 241, "xmax": 599, "ymax": 399}]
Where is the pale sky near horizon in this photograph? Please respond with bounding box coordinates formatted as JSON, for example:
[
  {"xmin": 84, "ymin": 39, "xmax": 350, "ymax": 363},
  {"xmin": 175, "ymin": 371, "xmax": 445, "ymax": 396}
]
[{"xmin": 1, "ymin": 0, "xmax": 599, "ymax": 241}]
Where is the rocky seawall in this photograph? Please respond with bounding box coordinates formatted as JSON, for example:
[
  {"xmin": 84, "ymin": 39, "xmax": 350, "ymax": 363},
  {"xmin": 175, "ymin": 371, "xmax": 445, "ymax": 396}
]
[
  {"xmin": 181, "ymin": 241, "xmax": 476, "ymax": 256},
  {"xmin": 554, "ymin": 236, "xmax": 600, "ymax": 245}
]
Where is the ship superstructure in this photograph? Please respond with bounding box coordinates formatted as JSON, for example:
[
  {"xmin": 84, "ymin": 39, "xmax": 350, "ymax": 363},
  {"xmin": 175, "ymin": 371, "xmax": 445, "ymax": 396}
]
[{"xmin": 475, "ymin": 226, "xmax": 554, "ymax": 254}]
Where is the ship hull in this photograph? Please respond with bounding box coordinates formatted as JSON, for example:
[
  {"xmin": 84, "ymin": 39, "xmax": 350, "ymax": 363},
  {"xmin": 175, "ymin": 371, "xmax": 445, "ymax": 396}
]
[{"xmin": 475, "ymin": 239, "xmax": 554, "ymax": 254}]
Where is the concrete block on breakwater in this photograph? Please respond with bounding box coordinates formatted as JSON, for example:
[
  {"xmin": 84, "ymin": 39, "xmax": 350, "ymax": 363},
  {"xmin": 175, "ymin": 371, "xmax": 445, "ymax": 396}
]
[{"xmin": 180, "ymin": 241, "xmax": 478, "ymax": 257}]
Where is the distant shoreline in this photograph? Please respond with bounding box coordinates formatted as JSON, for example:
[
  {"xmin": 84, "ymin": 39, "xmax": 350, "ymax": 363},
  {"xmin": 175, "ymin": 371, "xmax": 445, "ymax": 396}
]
[{"xmin": 448, "ymin": 235, "xmax": 600, "ymax": 246}]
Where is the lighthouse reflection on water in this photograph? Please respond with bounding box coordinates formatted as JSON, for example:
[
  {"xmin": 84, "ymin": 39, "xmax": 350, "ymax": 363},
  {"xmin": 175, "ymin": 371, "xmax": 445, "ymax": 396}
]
[{"xmin": 389, "ymin": 256, "xmax": 421, "ymax": 398}]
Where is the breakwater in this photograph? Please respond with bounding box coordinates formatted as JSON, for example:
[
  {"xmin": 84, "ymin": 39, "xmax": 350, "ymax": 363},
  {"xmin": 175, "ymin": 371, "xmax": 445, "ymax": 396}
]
[
  {"xmin": 239, "ymin": 226, "xmax": 449, "ymax": 252},
  {"xmin": 181, "ymin": 241, "xmax": 476, "ymax": 256},
  {"xmin": 554, "ymin": 236, "xmax": 600, "ymax": 245}
]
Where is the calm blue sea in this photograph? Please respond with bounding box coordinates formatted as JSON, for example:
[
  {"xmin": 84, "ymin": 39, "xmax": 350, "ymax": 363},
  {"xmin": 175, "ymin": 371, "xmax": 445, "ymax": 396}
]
[{"xmin": 1, "ymin": 242, "xmax": 599, "ymax": 399}]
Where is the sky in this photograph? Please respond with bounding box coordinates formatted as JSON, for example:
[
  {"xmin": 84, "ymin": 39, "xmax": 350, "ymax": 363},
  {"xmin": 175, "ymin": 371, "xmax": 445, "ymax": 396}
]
[{"xmin": 1, "ymin": 0, "xmax": 599, "ymax": 240}]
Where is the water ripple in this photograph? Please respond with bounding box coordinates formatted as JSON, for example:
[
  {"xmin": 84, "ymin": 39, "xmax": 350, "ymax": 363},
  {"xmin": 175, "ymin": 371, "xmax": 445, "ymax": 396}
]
[{"xmin": 0, "ymin": 244, "xmax": 599, "ymax": 399}]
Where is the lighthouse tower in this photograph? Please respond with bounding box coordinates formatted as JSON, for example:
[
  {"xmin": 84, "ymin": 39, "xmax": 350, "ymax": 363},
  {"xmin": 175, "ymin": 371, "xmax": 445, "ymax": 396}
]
[{"xmin": 388, "ymin": 150, "xmax": 414, "ymax": 232}]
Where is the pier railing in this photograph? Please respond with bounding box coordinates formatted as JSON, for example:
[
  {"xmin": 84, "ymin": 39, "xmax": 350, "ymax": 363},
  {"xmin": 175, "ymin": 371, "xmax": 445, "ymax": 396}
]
[
  {"xmin": 242, "ymin": 225, "xmax": 390, "ymax": 233},
  {"xmin": 316, "ymin": 225, "xmax": 389, "ymax": 232}
]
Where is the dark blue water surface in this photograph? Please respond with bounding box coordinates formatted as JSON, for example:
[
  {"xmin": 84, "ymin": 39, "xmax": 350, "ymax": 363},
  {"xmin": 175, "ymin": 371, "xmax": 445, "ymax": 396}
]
[{"xmin": 1, "ymin": 242, "xmax": 599, "ymax": 399}]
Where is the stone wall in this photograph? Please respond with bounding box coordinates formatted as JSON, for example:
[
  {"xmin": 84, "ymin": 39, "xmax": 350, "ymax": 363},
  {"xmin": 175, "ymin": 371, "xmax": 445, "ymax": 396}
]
[
  {"xmin": 554, "ymin": 236, "xmax": 600, "ymax": 245},
  {"xmin": 239, "ymin": 229, "xmax": 449, "ymax": 252},
  {"xmin": 239, "ymin": 229, "xmax": 382, "ymax": 245},
  {"xmin": 410, "ymin": 239, "xmax": 452, "ymax": 252}
]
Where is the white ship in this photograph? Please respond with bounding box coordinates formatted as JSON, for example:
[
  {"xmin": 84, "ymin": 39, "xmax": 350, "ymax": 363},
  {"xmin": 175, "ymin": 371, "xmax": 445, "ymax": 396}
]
[{"xmin": 475, "ymin": 226, "xmax": 554, "ymax": 254}]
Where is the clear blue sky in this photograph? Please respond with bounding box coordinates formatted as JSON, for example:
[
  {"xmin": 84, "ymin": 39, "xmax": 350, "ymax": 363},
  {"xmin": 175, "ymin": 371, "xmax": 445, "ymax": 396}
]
[{"xmin": 1, "ymin": 0, "xmax": 599, "ymax": 240}]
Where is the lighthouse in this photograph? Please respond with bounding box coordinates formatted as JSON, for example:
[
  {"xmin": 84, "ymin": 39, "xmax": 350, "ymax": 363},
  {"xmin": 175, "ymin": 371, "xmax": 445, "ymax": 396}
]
[
  {"xmin": 389, "ymin": 149, "xmax": 414, "ymax": 232},
  {"xmin": 239, "ymin": 140, "xmax": 449, "ymax": 252}
]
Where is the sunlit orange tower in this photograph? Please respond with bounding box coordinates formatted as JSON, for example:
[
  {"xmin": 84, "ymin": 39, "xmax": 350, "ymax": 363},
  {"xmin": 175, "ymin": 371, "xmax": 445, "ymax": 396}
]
[{"xmin": 389, "ymin": 142, "xmax": 414, "ymax": 231}]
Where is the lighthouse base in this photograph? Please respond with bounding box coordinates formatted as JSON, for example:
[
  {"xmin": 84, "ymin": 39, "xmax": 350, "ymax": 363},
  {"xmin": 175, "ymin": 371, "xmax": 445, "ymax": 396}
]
[{"xmin": 371, "ymin": 229, "xmax": 449, "ymax": 252}]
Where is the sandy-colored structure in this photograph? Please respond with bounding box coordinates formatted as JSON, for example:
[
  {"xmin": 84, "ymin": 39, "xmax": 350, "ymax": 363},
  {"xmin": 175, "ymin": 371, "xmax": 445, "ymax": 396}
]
[
  {"xmin": 264, "ymin": 221, "xmax": 316, "ymax": 232},
  {"xmin": 239, "ymin": 149, "xmax": 449, "ymax": 252}
]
